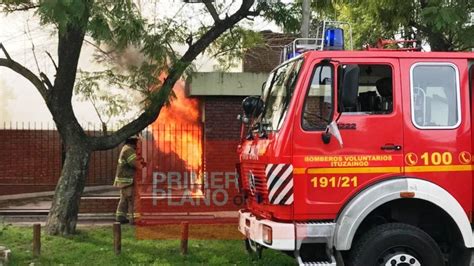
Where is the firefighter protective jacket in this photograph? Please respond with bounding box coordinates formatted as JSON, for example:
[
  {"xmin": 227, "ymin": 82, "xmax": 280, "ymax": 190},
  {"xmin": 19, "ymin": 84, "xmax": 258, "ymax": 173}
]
[{"xmin": 113, "ymin": 144, "xmax": 137, "ymax": 187}]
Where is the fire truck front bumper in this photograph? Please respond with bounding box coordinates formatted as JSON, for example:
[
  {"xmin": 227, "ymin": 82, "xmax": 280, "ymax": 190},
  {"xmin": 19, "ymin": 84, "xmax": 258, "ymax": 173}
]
[
  {"xmin": 238, "ymin": 210, "xmax": 295, "ymax": 250},
  {"xmin": 238, "ymin": 210, "xmax": 337, "ymax": 252}
]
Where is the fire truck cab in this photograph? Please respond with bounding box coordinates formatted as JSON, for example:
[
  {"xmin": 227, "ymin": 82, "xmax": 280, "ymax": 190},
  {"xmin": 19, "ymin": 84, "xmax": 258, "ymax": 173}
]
[{"xmin": 237, "ymin": 35, "xmax": 474, "ymax": 265}]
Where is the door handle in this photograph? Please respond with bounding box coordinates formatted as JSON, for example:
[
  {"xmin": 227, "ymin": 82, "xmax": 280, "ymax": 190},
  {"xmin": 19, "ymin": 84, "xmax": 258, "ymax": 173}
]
[{"xmin": 381, "ymin": 144, "xmax": 402, "ymax": 151}]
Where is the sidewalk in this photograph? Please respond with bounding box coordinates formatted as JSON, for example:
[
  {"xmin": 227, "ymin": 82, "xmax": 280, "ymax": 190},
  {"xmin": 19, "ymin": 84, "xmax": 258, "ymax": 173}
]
[
  {"xmin": 0, "ymin": 186, "xmax": 238, "ymax": 226},
  {"xmin": 0, "ymin": 185, "xmax": 118, "ymax": 202},
  {"xmin": 0, "ymin": 186, "xmax": 118, "ymax": 225}
]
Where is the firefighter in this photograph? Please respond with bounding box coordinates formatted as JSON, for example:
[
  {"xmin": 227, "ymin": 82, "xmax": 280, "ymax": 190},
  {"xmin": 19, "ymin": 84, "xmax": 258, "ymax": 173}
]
[{"xmin": 114, "ymin": 135, "xmax": 144, "ymax": 224}]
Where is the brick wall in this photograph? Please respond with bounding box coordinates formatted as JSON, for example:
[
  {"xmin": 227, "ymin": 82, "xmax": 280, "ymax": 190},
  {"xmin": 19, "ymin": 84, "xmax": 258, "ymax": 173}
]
[
  {"xmin": 0, "ymin": 130, "xmax": 61, "ymax": 195},
  {"xmin": 203, "ymin": 96, "xmax": 244, "ymax": 211},
  {"xmin": 0, "ymin": 129, "xmax": 120, "ymax": 195},
  {"xmin": 203, "ymin": 96, "xmax": 243, "ymax": 140}
]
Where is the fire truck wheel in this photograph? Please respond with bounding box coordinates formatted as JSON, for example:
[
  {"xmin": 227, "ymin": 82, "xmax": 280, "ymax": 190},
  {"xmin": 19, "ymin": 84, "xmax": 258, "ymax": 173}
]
[{"xmin": 348, "ymin": 223, "xmax": 444, "ymax": 266}]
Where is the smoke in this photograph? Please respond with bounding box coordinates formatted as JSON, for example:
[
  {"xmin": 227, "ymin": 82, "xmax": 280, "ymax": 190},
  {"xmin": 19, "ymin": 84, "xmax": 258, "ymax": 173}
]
[
  {"xmin": 94, "ymin": 44, "xmax": 147, "ymax": 72},
  {"xmin": 0, "ymin": 79, "xmax": 16, "ymax": 122},
  {"xmin": 110, "ymin": 45, "xmax": 147, "ymax": 71}
]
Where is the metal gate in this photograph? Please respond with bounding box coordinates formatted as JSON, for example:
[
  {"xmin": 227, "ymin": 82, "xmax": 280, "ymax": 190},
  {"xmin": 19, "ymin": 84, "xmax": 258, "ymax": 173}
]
[{"xmin": 138, "ymin": 123, "xmax": 204, "ymax": 198}]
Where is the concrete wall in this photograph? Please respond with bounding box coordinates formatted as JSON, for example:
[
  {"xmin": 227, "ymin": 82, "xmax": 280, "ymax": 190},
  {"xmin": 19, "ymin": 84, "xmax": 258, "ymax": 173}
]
[{"xmin": 188, "ymin": 72, "xmax": 268, "ymax": 96}]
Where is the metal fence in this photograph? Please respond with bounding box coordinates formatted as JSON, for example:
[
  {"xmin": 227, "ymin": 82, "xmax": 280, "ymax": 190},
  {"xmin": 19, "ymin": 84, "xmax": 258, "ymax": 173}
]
[{"xmin": 140, "ymin": 123, "xmax": 204, "ymax": 193}]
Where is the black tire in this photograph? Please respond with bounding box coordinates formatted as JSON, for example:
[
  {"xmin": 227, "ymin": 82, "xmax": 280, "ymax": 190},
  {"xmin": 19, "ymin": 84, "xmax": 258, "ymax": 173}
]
[{"xmin": 348, "ymin": 223, "xmax": 444, "ymax": 266}]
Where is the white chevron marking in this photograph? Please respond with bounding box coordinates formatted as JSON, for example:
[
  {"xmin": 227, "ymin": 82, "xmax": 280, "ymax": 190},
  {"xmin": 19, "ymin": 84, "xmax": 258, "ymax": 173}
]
[
  {"xmin": 268, "ymin": 165, "xmax": 293, "ymax": 200},
  {"xmin": 284, "ymin": 194, "xmax": 294, "ymax": 205},
  {"xmin": 265, "ymin": 164, "xmax": 273, "ymax": 176},
  {"xmin": 266, "ymin": 164, "xmax": 284, "ymax": 189},
  {"xmin": 273, "ymin": 179, "xmax": 293, "ymax": 204}
]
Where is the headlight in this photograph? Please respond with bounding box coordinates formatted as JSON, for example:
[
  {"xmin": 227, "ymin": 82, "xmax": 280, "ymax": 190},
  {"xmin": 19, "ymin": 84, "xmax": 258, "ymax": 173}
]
[{"xmin": 262, "ymin": 224, "xmax": 272, "ymax": 245}]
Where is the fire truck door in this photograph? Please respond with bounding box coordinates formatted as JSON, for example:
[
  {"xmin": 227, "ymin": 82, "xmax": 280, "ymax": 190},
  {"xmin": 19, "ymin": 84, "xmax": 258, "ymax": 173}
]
[
  {"xmin": 292, "ymin": 58, "xmax": 404, "ymax": 218},
  {"xmin": 400, "ymin": 59, "xmax": 472, "ymax": 215}
]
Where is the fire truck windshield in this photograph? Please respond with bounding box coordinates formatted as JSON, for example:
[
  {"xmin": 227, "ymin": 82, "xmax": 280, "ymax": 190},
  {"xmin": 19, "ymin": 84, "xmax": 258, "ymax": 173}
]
[{"xmin": 261, "ymin": 58, "xmax": 304, "ymax": 131}]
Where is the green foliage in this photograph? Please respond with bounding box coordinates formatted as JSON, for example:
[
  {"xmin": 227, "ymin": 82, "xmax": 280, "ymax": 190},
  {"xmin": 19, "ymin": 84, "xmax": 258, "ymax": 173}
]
[
  {"xmin": 89, "ymin": 0, "xmax": 145, "ymax": 49},
  {"xmin": 260, "ymin": 0, "xmax": 472, "ymax": 51},
  {"xmin": 2, "ymin": 1, "xmax": 263, "ymax": 123},
  {"xmin": 74, "ymin": 70, "xmax": 134, "ymax": 125},
  {"xmin": 262, "ymin": 2, "xmax": 302, "ymax": 34},
  {"xmin": 335, "ymin": 3, "xmax": 396, "ymax": 49},
  {"xmin": 33, "ymin": 0, "xmax": 146, "ymax": 46},
  {"xmin": 0, "ymin": 217, "xmax": 10, "ymax": 237},
  {"xmin": 37, "ymin": 0, "xmax": 89, "ymax": 32},
  {"xmin": 261, "ymin": 0, "xmax": 338, "ymax": 34},
  {"xmin": 336, "ymin": 0, "xmax": 473, "ymax": 51},
  {"xmin": 141, "ymin": 18, "xmax": 188, "ymax": 64}
]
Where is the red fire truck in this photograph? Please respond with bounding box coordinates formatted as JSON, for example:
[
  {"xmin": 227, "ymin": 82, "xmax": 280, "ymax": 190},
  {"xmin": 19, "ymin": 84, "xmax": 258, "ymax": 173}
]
[{"xmin": 237, "ymin": 28, "xmax": 474, "ymax": 265}]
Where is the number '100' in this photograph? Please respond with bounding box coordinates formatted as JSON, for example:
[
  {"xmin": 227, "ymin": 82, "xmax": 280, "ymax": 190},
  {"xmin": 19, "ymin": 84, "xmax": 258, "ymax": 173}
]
[{"xmin": 420, "ymin": 152, "xmax": 452, "ymax": 165}]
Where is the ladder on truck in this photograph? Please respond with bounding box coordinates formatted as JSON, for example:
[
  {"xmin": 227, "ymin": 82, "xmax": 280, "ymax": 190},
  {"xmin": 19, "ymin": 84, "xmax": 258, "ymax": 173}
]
[{"xmin": 280, "ymin": 20, "xmax": 353, "ymax": 63}]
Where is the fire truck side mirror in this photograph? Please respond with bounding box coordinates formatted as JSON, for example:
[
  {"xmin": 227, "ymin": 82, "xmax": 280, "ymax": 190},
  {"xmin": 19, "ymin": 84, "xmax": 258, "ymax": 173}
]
[
  {"xmin": 242, "ymin": 96, "xmax": 264, "ymax": 118},
  {"xmin": 340, "ymin": 64, "xmax": 360, "ymax": 112}
]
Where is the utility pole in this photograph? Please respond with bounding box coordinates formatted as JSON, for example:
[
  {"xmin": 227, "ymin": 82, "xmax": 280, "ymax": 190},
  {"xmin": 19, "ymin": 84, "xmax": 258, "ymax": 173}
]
[{"xmin": 300, "ymin": 0, "xmax": 311, "ymax": 38}]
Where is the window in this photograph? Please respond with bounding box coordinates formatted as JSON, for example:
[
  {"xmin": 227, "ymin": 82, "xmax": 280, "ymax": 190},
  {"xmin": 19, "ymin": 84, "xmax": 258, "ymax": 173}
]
[
  {"xmin": 342, "ymin": 64, "xmax": 393, "ymax": 114},
  {"xmin": 302, "ymin": 64, "xmax": 393, "ymax": 130},
  {"xmin": 411, "ymin": 63, "xmax": 460, "ymax": 129},
  {"xmin": 262, "ymin": 58, "xmax": 303, "ymax": 131},
  {"xmin": 302, "ymin": 64, "xmax": 333, "ymax": 130}
]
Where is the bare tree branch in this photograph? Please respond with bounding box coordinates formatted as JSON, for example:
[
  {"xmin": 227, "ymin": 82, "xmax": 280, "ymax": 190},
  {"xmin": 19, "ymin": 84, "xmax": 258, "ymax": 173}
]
[
  {"xmin": 203, "ymin": 0, "xmax": 221, "ymax": 23},
  {"xmin": 212, "ymin": 45, "xmax": 242, "ymax": 58},
  {"xmin": 40, "ymin": 72, "xmax": 54, "ymax": 90},
  {"xmin": 1, "ymin": 3, "xmax": 40, "ymax": 12},
  {"xmin": 0, "ymin": 43, "xmax": 11, "ymax": 60},
  {"xmin": 84, "ymin": 39, "xmax": 115, "ymax": 57},
  {"xmin": 246, "ymin": 10, "xmax": 260, "ymax": 17},
  {"xmin": 164, "ymin": 40, "xmax": 179, "ymax": 60},
  {"xmin": 86, "ymin": 94, "xmax": 107, "ymax": 131},
  {"xmin": 26, "ymin": 21, "xmax": 41, "ymax": 74},
  {"xmin": 211, "ymin": 28, "xmax": 241, "ymax": 57},
  {"xmin": 46, "ymin": 51, "xmax": 58, "ymax": 71},
  {"xmin": 0, "ymin": 44, "xmax": 49, "ymax": 100}
]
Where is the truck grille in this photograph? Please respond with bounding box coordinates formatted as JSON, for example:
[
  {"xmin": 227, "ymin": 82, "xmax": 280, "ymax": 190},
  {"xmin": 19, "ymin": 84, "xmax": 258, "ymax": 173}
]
[
  {"xmin": 241, "ymin": 163, "xmax": 269, "ymax": 204},
  {"xmin": 241, "ymin": 162, "xmax": 295, "ymax": 205}
]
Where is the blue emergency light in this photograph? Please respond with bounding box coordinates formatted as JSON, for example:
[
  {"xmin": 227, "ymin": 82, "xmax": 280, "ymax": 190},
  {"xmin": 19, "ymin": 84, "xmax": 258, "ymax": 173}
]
[
  {"xmin": 287, "ymin": 50, "xmax": 301, "ymax": 60},
  {"xmin": 324, "ymin": 28, "xmax": 344, "ymax": 50},
  {"xmin": 287, "ymin": 51, "xmax": 298, "ymax": 60}
]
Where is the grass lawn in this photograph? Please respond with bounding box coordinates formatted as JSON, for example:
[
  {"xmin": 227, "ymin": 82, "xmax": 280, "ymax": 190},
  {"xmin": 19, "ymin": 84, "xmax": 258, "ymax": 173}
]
[{"xmin": 0, "ymin": 224, "xmax": 296, "ymax": 265}]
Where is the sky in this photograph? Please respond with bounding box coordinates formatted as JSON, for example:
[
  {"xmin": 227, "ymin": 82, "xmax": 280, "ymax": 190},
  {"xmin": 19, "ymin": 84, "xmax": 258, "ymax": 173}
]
[{"xmin": 0, "ymin": 1, "xmax": 281, "ymax": 126}]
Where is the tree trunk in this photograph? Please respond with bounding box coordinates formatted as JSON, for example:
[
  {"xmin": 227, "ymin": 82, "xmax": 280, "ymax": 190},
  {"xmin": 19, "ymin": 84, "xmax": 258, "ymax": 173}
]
[
  {"xmin": 300, "ymin": 0, "xmax": 310, "ymax": 38},
  {"xmin": 46, "ymin": 145, "xmax": 91, "ymax": 235}
]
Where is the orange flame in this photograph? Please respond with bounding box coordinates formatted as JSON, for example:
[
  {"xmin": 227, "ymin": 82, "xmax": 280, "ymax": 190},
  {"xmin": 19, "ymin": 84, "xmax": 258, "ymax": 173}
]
[{"xmin": 151, "ymin": 79, "xmax": 203, "ymax": 174}]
